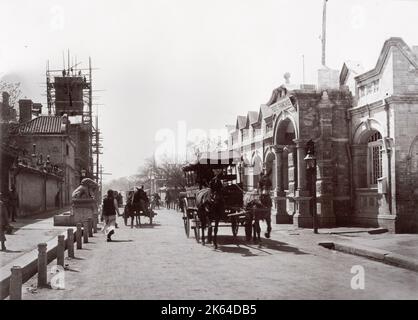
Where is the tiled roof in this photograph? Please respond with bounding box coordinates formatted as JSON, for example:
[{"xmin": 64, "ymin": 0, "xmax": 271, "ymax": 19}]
[
  {"xmin": 259, "ymin": 104, "xmax": 273, "ymax": 120},
  {"xmin": 236, "ymin": 115, "xmax": 247, "ymax": 129},
  {"xmin": 19, "ymin": 116, "xmax": 65, "ymax": 134},
  {"xmin": 247, "ymin": 111, "xmax": 259, "ymax": 126}
]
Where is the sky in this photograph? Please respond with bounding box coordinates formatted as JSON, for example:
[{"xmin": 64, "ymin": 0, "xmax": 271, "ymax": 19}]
[{"xmin": 1, "ymin": 0, "xmax": 418, "ymax": 182}]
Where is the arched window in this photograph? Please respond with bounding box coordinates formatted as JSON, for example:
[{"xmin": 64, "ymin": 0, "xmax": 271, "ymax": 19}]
[{"xmin": 367, "ymin": 131, "xmax": 383, "ymax": 187}]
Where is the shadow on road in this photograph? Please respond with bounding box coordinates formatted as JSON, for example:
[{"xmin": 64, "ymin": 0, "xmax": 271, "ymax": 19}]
[
  {"xmin": 213, "ymin": 235, "xmax": 308, "ymax": 256},
  {"xmin": 1, "ymin": 249, "xmax": 23, "ymax": 254},
  {"xmin": 107, "ymin": 239, "xmax": 134, "ymax": 243},
  {"xmin": 137, "ymin": 223, "xmax": 161, "ymax": 229}
]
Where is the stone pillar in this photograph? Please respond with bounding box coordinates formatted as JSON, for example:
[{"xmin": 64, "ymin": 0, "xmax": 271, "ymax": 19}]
[
  {"xmin": 37, "ymin": 243, "xmax": 48, "ymax": 287},
  {"xmin": 286, "ymin": 146, "xmax": 296, "ymax": 217},
  {"xmin": 57, "ymin": 235, "xmax": 65, "ymax": 267},
  {"xmin": 9, "ymin": 266, "xmax": 22, "ymax": 300},
  {"xmin": 67, "ymin": 228, "xmax": 74, "ymax": 258},
  {"xmin": 294, "ymin": 139, "xmax": 308, "ymax": 195},
  {"xmin": 76, "ymin": 223, "xmax": 82, "ymax": 249},
  {"xmin": 83, "ymin": 221, "xmax": 89, "ymax": 243},
  {"xmin": 292, "ymin": 139, "xmax": 312, "ymax": 228},
  {"xmin": 274, "ymin": 146, "xmax": 291, "ymax": 224}
]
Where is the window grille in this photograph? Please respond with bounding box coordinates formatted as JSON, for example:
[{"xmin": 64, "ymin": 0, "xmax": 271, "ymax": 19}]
[{"xmin": 368, "ymin": 131, "xmax": 383, "ymax": 186}]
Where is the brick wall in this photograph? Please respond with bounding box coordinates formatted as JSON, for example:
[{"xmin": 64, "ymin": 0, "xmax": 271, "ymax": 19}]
[{"xmin": 14, "ymin": 167, "xmax": 62, "ymax": 216}]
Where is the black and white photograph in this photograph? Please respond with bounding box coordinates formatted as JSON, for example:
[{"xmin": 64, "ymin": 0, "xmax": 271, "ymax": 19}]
[{"xmin": 1, "ymin": 0, "xmax": 418, "ymax": 307}]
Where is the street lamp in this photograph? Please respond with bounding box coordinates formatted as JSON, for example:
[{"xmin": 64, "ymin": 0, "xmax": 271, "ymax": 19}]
[
  {"xmin": 237, "ymin": 162, "xmax": 243, "ymax": 184},
  {"xmin": 304, "ymin": 139, "xmax": 318, "ymax": 234}
]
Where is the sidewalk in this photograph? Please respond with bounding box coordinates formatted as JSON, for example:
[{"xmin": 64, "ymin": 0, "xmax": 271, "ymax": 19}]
[
  {"xmin": 269, "ymin": 222, "xmax": 418, "ymax": 272},
  {"xmin": 0, "ymin": 208, "xmax": 70, "ymax": 268}
]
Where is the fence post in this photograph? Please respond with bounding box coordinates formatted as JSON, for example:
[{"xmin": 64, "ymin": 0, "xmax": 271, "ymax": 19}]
[
  {"xmin": 76, "ymin": 223, "xmax": 82, "ymax": 249},
  {"xmin": 57, "ymin": 235, "xmax": 65, "ymax": 267},
  {"xmin": 9, "ymin": 266, "xmax": 22, "ymax": 300},
  {"xmin": 67, "ymin": 228, "xmax": 74, "ymax": 258},
  {"xmin": 37, "ymin": 243, "xmax": 47, "ymax": 287},
  {"xmin": 83, "ymin": 220, "xmax": 89, "ymax": 243},
  {"xmin": 88, "ymin": 218, "xmax": 93, "ymax": 237}
]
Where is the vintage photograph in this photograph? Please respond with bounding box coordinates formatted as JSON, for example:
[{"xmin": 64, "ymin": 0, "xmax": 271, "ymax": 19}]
[{"xmin": 1, "ymin": 0, "xmax": 418, "ymax": 303}]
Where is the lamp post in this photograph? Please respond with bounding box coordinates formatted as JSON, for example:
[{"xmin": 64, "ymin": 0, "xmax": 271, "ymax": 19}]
[
  {"xmin": 304, "ymin": 139, "xmax": 318, "ymax": 234},
  {"xmin": 237, "ymin": 162, "xmax": 243, "ymax": 184}
]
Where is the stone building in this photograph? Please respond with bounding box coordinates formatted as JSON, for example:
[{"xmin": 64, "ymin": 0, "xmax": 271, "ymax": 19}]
[
  {"xmin": 10, "ymin": 114, "xmax": 77, "ymax": 207},
  {"xmin": 227, "ymin": 37, "xmax": 418, "ymax": 233}
]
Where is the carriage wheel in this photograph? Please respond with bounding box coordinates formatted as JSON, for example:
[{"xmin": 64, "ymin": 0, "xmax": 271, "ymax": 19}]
[
  {"xmin": 183, "ymin": 211, "xmax": 190, "ymax": 238},
  {"xmin": 231, "ymin": 218, "xmax": 239, "ymax": 237}
]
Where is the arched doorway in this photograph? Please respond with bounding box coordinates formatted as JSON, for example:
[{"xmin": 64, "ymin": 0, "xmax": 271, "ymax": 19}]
[
  {"xmin": 274, "ymin": 117, "xmax": 297, "ymax": 222},
  {"xmin": 275, "ymin": 118, "xmax": 296, "ymax": 194},
  {"xmin": 264, "ymin": 151, "xmax": 276, "ymax": 190},
  {"xmin": 352, "ymin": 127, "xmax": 385, "ymax": 226}
]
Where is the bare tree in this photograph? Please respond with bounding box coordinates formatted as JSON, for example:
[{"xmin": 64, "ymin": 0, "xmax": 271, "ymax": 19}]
[{"xmin": 0, "ymin": 81, "xmax": 22, "ymax": 107}]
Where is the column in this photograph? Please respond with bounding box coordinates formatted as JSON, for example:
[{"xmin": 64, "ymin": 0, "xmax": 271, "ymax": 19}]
[
  {"xmin": 273, "ymin": 146, "xmax": 283, "ymax": 193},
  {"xmin": 274, "ymin": 146, "xmax": 291, "ymax": 223},
  {"xmin": 294, "ymin": 139, "xmax": 308, "ymax": 195},
  {"xmin": 292, "ymin": 139, "xmax": 313, "ymax": 228}
]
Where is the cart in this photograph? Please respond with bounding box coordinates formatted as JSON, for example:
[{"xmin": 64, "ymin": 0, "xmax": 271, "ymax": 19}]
[{"xmin": 182, "ymin": 152, "xmax": 246, "ymax": 242}]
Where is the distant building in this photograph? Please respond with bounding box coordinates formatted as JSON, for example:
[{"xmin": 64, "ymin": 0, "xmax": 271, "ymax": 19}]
[
  {"xmin": 10, "ymin": 115, "xmax": 77, "ymax": 206},
  {"xmin": 227, "ymin": 37, "xmax": 418, "ymax": 233}
]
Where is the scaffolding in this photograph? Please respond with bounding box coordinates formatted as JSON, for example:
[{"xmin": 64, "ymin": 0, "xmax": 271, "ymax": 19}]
[{"xmin": 46, "ymin": 53, "xmax": 103, "ymax": 182}]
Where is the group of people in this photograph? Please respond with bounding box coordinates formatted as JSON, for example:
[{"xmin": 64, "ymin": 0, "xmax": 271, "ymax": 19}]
[
  {"xmin": 101, "ymin": 185, "xmax": 153, "ymax": 241},
  {"xmin": 0, "ymin": 186, "xmax": 19, "ymax": 251},
  {"xmin": 164, "ymin": 187, "xmax": 184, "ymax": 211}
]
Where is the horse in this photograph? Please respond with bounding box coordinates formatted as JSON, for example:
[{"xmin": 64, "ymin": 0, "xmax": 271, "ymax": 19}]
[
  {"xmin": 244, "ymin": 191, "xmax": 272, "ymax": 243},
  {"xmin": 195, "ymin": 188, "xmax": 225, "ymax": 249}
]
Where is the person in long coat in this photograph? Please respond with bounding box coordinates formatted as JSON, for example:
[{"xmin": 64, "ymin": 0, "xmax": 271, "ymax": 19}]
[
  {"xmin": 8, "ymin": 185, "xmax": 19, "ymax": 222},
  {"xmin": 102, "ymin": 189, "xmax": 119, "ymax": 242},
  {"xmin": 0, "ymin": 193, "xmax": 10, "ymax": 251}
]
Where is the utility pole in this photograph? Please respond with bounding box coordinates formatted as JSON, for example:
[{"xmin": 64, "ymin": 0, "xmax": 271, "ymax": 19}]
[
  {"xmin": 98, "ymin": 164, "xmax": 112, "ymax": 196},
  {"xmin": 88, "ymin": 57, "xmax": 94, "ymax": 176},
  {"xmin": 302, "ymin": 54, "xmax": 305, "ymax": 84},
  {"xmin": 321, "ymin": 0, "xmax": 328, "ymax": 66}
]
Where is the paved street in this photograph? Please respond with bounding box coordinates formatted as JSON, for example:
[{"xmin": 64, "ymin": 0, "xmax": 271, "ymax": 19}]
[
  {"xmin": 0, "ymin": 208, "xmax": 70, "ymax": 268},
  {"xmin": 21, "ymin": 209, "xmax": 418, "ymax": 300}
]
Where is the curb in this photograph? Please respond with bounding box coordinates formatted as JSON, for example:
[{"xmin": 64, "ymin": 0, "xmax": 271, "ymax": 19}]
[
  {"xmin": 318, "ymin": 241, "xmax": 418, "ymax": 273},
  {"xmin": 0, "ymin": 227, "xmax": 76, "ymax": 300}
]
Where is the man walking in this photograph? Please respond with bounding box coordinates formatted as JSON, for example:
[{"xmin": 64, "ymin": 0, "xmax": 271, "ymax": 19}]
[
  {"xmin": 0, "ymin": 193, "xmax": 10, "ymax": 251},
  {"xmin": 8, "ymin": 185, "xmax": 18, "ymax": 222}
]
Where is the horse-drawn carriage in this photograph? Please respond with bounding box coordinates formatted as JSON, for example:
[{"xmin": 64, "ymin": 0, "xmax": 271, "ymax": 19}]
[
  {"xmin": 182, "ymin": 152, "xmax": 244, "ymax": 245},
  {"xmin": 123, "ymin": 189, "xmax": 157, "ymax": 226},
  {"xmin": 182, "ymin": 152, "xmax": 272, "ymax": 248}
]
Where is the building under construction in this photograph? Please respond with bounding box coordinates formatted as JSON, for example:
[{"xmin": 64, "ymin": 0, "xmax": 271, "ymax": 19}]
[{"xmin": 46, "ymin": 55, "xmax": 102, "ymax": 183}]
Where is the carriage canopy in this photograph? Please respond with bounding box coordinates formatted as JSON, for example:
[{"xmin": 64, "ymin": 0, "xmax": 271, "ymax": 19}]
[{"xmin": 182, "ymin": 151, "xmax": 242, "ymax": 187}]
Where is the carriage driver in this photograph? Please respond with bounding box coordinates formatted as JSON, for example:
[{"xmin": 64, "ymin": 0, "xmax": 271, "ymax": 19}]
[
  {"xmin": 258, "ymin": 170, "xmax": 272, "ymax": 194},
  {"xmin": 209, "ymin": 172, "xmax": 223, "ymax": 193},
  {"xmin": 132, "ymin": 185, "xmax": 149, "ymax": 215}
]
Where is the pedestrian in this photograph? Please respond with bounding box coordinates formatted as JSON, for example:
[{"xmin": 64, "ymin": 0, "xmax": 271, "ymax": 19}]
[
  {"xmin": 166, "ymin": 191, "xmax": 172, "ymax": 209},
  {"xmin": 0, "ymin": 193, "xmax": 10, "ymax": 251},
  {"xmin": 153, "ymin": 193, "xmax": 161, "ymax": 209},
  {"xmin": 112, "ymin": 191, "xmax": 120, "ymax": 229},
  {"xmin": 102, "ymin": 189, "xmax": 119, "ymax": 242},
  {"xmin": 8, "ymin": 185, "xmax": 19, "ymax": 222}
]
